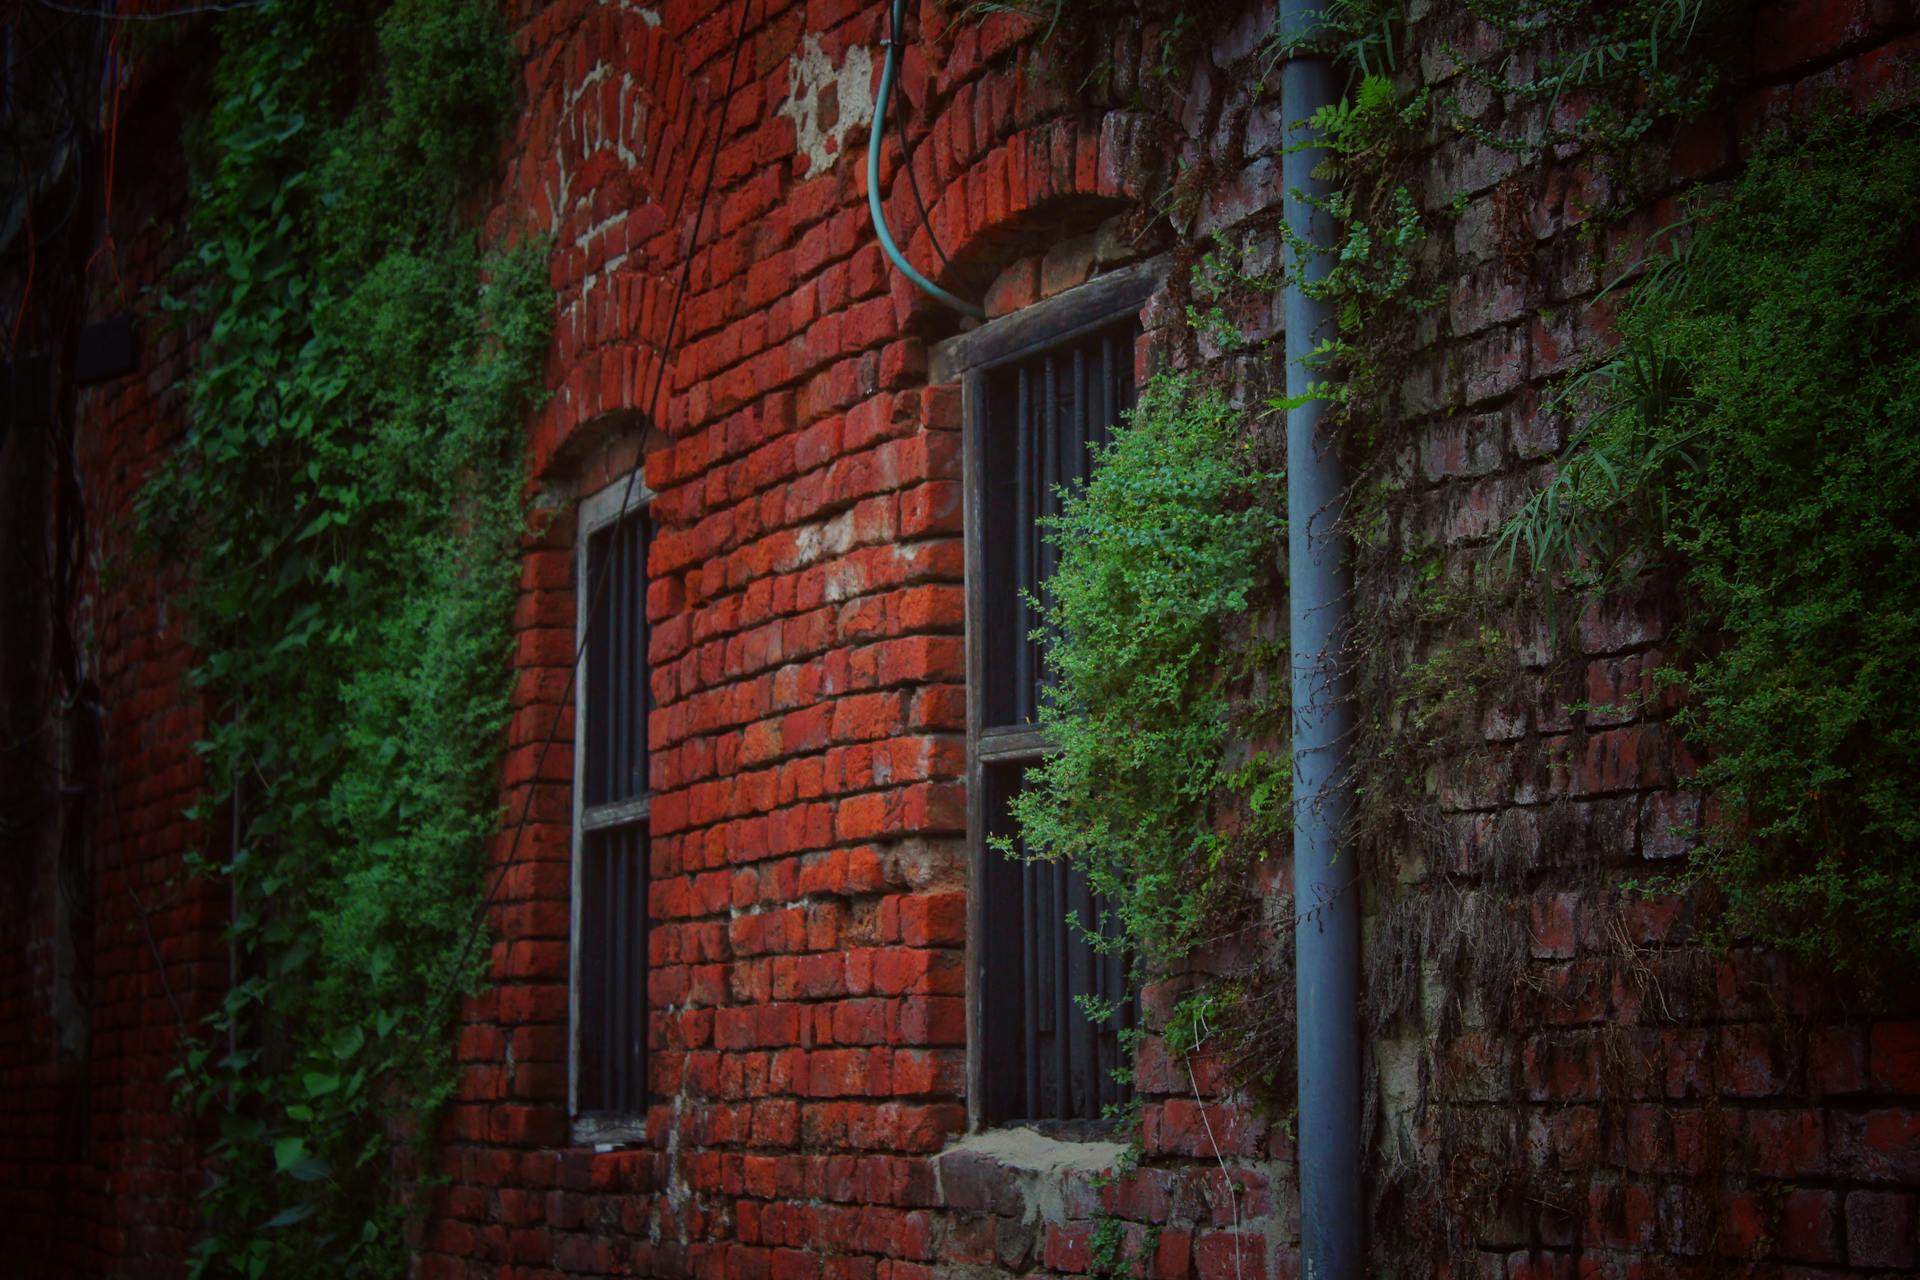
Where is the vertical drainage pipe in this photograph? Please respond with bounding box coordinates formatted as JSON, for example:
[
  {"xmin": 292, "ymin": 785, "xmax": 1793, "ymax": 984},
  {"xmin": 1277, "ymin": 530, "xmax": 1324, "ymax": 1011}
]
[{"xmin": 1280, "ymin": 1, "xmax": 1361, "ymax": 1277}]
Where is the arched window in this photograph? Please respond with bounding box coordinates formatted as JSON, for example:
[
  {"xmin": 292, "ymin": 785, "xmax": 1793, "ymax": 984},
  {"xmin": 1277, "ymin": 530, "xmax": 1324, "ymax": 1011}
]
[{"xmin": 571, "ymin": 476, "xmax": 652, "ymax": 1141}]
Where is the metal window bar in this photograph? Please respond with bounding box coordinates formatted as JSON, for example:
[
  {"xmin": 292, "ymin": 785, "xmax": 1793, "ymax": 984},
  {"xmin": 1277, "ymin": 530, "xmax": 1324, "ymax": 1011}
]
[
  {"xmin": 981, "ymin": 762, "xmax": 1134, "ymax": 1124},
  {"xmin": 982, "ymin": 322, "xmax": 1136, "ymax": 728},
  {"xmin": 578, "ymin": 508, "xmax": 651, "ymax": 1116},
  {"xmin": 585, "ymin": 512, "xmax": 650, "ymax": 807},
  {"xmin": 975, "ymin": 317, "xmax": 1140, "ymax": 1126},
  {"xmin": 577, "ymin": 822, "xmax": 648, "ymax": 1114}
]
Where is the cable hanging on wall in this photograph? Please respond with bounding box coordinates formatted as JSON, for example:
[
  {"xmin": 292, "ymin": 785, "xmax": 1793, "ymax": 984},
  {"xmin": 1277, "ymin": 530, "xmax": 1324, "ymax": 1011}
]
[{"xmin": 867, "ymin": 0, "xmax": 983, "ymax": 321}]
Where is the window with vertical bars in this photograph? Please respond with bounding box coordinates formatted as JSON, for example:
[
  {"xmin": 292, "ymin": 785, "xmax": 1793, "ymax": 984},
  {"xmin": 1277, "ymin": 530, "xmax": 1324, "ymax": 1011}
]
[
  {"xmin": 979, "ymin": 324, "xmax": 1136, "ymax": 728},
  {"xmin": 973, "ymin": 318, "xmax": 1139, "ymax": 1125},
  {"xmin": 574, "ymin": 496, "xmax": 650, "ymax": 1121}
]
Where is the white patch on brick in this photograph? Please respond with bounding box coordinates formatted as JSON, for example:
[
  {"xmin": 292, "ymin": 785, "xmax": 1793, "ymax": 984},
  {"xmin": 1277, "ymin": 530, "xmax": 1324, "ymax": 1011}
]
[
  {"xmin": 793, "ymin": 523, "xmax": 824, "ymax": 567},
  {"xmin": 602, "ymin": 0, "xmax": 661, "ymax": 24},
  {"xmin": 776, "ymin": 33, "xmax": 874, "ymax": 176},
  {"xmin": 938, "ymin": 1127, "xmax": 1131, "ymax": 1225}
]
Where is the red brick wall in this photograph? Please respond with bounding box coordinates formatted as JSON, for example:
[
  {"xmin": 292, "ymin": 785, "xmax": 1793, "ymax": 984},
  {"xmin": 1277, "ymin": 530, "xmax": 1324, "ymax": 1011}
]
[
  {"xmin": 68, "ymin": 268, "xmax": 224, "ymax": 1280},
  {"xmin": 427, "ymin": 5, "xmax": 1298, "ymax": 1276},
  {"xmin": 5, "ymin": 2, "xmax": 1918, "ymax": 1277}
]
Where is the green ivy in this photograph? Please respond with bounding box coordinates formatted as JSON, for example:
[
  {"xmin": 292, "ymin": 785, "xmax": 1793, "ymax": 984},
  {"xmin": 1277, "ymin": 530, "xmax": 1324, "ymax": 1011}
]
[
  {"xmin": 1263, "ymin": 0, "xmax": 1405, "ymax": 80},
  {"xmin": 1501, "ymin": 114, "xmax": 1920, "ymax": 971},
  {"xmin": 1294, "ymin": 73, "xmax": 1435, "ymax": 340},
  {"xmin": 1274, "ymin": 0, "xmax": 1737, "ymax": 430},
  {"xmin": 138, "ymin": 0, "xmax": 550, "ymax": 1274},
  {"xmin": 1006, "ymin": 372, "xmax": 1285, "ymax": 1030}
]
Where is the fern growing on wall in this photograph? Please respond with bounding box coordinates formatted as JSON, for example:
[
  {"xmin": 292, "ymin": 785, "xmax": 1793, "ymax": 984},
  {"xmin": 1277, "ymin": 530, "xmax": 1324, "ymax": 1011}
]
[{"xmin": 1006, "ymin": 372, "xmax": 1286, "ymax": 1053}]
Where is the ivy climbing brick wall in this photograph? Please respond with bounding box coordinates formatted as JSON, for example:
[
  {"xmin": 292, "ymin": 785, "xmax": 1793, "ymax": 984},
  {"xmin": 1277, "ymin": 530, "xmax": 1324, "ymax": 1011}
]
[
  {"xmin": 434, "ymin": 1, "xmax": 1920, "ymax": 1275},
  {"xmin": 424, "ymin": 0, "xmax": 1920, "ymax": 1276},
  {"xmin": 1358, "ymin": 1, "xmax": 1920, "ymax": 1277},
  {"xmin": 4, "ymin": 2, "xmax": 1919, "ymax": 1278}
]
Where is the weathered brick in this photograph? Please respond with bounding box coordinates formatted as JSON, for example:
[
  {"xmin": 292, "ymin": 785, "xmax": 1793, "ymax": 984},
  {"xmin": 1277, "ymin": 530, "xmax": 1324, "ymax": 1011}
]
[
  {"xmin": 1870, "ymin": 1021, "xmax": 1920, "ymax": 1093},
  {"xmin": 1845, "ymin": 1190, "xmax": 1916, "ymax": 1269}
]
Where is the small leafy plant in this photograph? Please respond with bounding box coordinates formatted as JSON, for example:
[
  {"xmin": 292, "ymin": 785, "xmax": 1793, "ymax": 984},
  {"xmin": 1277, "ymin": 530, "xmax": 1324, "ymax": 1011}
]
[
  {"xmin": 1451, "ymin": 0, "xmax": 1739, "ymax": 155},
  {"xmin": 1501, "ymin": 114, "xmax": 1920, "ymax": 971},
  {"xmin": 1006, "ymin": 372, "xmax": 1285, "ymax": 1009},
  {"xmin": 1255, "ymin": 0, "xmax": 1444, "ymax": 424}
]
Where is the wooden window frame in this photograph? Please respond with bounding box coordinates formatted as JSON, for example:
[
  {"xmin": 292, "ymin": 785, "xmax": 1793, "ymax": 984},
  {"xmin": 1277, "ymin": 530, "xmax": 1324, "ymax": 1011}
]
[
  {"xmin": 569, "ymin": 476, "xmax": 654, "ymax": 1147},
  {"xmin": 932, "ymin": 257, "xmax": 1165, "ymax": 1131}
]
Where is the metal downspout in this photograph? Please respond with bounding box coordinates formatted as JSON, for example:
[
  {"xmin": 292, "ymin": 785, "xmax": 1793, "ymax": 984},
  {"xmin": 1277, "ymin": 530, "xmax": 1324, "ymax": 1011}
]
[
  {"xmin": 1280, "ymin": 1, "xmax": 1361, "ymax": 1277},
  {"xmin": 868, "ymin": 0, "xmax": 985, "ymax": 320}
]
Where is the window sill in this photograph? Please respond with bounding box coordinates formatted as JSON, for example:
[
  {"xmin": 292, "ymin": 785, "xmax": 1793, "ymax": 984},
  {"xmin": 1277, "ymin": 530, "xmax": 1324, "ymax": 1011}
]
[
  {"xmin": 935, "ymin": 1126, "xmax": 1133, "ymax": 1221},
  {"xmin": 943, "ymin": 1123, "xmax": 1130, "ymax": 1172},
  {"xmin": 570, "ymin": 1112, "xmax": 649, "ymax": 1149}
]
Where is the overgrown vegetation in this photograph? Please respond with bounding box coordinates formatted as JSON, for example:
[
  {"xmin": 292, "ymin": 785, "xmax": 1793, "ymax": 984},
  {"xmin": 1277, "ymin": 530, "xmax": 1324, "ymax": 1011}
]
[
  {"xmin": 139, "ymin": 0, "xmax": 549, "ymax": 1274},
  {"xmin": 1259, "ymin": 1, "xmax": 1435, "ymax": 421},
  {"xmin": 1292, "ymin": 4, "xmax": 1743, "ymax": 1270},
  {"xmin": 1277, "ymin": 71, "xmax": 1437, "ymax": 418},
  {"xmin": 1450, "ymin": 0, "xmax": 1739, "ymax": 157},
  {"xmin": 1269, "ymin": 0, "xmax": 1738, "ymax": 427},
  {"xmin": 1004, "ymin": 372, "xmax": 1285, "ymax": 1050},
  {"xmin": 1502, "ymin": 115, "xmax": 1920, "ymax": 972},
  {"xmin": 972, "ymin": 0, "xmax": 1915, "ymax": 1275}
]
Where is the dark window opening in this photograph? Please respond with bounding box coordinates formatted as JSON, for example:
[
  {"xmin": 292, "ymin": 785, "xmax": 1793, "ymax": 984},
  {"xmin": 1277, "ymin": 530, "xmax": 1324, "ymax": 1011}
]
[
  {"xmin": 584, "ymin": 512, "xmax": 649, "ymax": 808},
  {"xmin": 576, "ymin": 822, "xmax": 647, "ymax": 1114},
  {"xmin": 577, "ymin": 505, "xmax": 650, "ymax": 1117},
  {"xmin": 972, "ymin": 315, "xmax": 1141, "ymax": 1126},
  {"xmin": 977, "ymin": 762, "xmax": 1134, "ymax": 1126},
  {"xmin": 979, "ymin": 322, "xmax": 1138, "ymax": 728}
]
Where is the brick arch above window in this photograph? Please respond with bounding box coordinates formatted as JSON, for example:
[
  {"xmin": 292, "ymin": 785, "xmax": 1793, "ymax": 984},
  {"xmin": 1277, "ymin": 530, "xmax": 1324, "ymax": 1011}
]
[
  {"xmin": 511, "ymin": 4, "xmax": 731, "ymax": 481},
  {"xmin": 537, "ymin": 407, "xmax": 673, "ymax": 501},
  {"xmin": 879, "ymin": 112, "xmax": 1176, "ymax": 333}
]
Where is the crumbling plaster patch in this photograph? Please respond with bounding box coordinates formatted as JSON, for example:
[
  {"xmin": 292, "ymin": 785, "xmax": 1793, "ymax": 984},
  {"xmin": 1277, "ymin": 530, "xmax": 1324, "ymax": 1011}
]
[
  {"xmin": 777, "ymin": 32, "xmax": 875, "ymax": 175},
  {"xmin": 937, "ymin": 1127, "xmax": 1130, "ymax": 1225}
]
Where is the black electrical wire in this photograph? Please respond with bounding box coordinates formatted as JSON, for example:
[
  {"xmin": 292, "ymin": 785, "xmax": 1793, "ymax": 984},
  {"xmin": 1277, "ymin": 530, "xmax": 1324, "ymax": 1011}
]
[{"xmin": 422, "ymin": 0, "xmax": 758, "ymax": 1035}]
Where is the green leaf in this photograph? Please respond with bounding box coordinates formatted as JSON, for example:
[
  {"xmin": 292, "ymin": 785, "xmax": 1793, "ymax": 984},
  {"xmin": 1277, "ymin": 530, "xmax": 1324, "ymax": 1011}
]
[
  {"xmin": 272, "ymin": 1136, "xmax": 308, "ymax": 1174},
  {"xmin": 285, "ymin": 1157, "xmax": 332, "ymax": 1183},
  {"xmin": 330, "ymin": 1025, "xmax": 365, "ymax": 1061}
]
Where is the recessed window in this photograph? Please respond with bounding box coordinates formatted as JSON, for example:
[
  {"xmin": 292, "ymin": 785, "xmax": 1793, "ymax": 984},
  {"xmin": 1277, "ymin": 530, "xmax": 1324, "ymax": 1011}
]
[
  {"xmin": 572, "ymin": 480, "xmax": 651, "ymax": 1134},
  {"xmin": 953, "ymin": 268, "xmax": 1159, "ymax": 1127}
]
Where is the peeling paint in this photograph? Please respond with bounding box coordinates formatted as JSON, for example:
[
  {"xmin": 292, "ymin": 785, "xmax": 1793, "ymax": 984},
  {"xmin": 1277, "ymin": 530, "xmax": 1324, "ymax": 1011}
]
[{"xmin": 777, "ymin": 33, "xmax": 874, "ymax": 176}]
